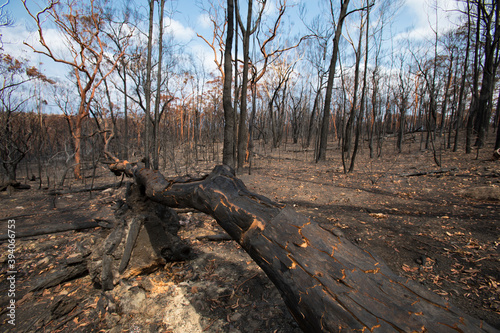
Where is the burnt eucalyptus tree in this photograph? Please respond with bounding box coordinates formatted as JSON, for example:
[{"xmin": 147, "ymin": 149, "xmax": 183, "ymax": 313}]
[
  {"xmin": 222, "ymin": 0, "xmax": 236, "ymax": 168},
  {"xmin": 316, "ymin": 0, "xmax": 350, "ymax": 162},
  {"xmin": 22, "ymin": 0, "xmax": 130, "ymax": 179},
  {"xmin": 235, "ymin": 0, "xmax": 270, "ymax": 170},
  {"xmin": 466, "ymin": 0, "xmax": 500, "ymax": 152},
  {"xmin": 454, "ymin": 3, "xmax": 473, "ymax": 152}
]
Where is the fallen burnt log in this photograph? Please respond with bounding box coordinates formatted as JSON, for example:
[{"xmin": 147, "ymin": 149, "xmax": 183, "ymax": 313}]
[
  {"xmin": 0, "ymin": 221, "xmax": 104, "ymax": 241},
  {"xmin": 108, "ymin": 162, "xmax": 496, "ymax": 332},
  {"xmin": 48, "ymin": 183, "xmax": 118, "ymax": 195},
  {"xmin": 0, "ymin": 180, "xmax": 31, "ymax": 192}
]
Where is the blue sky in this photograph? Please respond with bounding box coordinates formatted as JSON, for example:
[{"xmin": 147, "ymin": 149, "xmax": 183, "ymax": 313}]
[{"xmin": 1, "ymin": 0, "xmax": 462, "ymax": 84}]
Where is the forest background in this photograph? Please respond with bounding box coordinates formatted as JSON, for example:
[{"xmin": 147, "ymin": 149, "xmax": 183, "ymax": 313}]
[{"xmin": 1, "ymin": 0, "xmax": 498, "ymax": 183}]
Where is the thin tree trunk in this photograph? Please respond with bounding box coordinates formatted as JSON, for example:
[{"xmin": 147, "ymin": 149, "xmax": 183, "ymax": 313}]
[
  {"xmin": 453, "ymin": 0, "xmax": 471, "ymax": 152},
  {"xmin": 123, "ymin": 60, "xmax": 129, "ymax": 160},
  {"xmin": 316, "ymin": 0, "xmax": 350, "ymax": 162},
  {"xmin": 153, "ymin": 0, "xmax": 165, "ymax": 170},
  {"xmin": 349, "ymin": 3, "xmax": 371, "ymax": 173},
  {"xmin": 73, "ymin": 111, "xmax": 85, "ymax": 180},
  {"xmin": 237, "ymin": 0, "xmax": 253, "ymax": 170},
  {"xmin": 222, "ymin": 0, "xmax": 236, "ymax": 168},
  {"xmin": 233, "ymin": 0, "xmax": 239, "ymax": 166},
  {"xmin": 466, "ymin": 1, "xmax": 482, "ymax": 154},
  {"xmin": 495, "ymin": 116, "xmax": 500, "ymax": 150},
  {"xmin": 306, "ymin": 80, "xmax": 322, "ymax": 148},
  {"xmin": 144, "ymin": 0, "xmax": 155, "ymax": 168},
  {"xmin": 495, "ymin": 88, "xmax": 500, "ymax": 149},
  {"xmin": 248, "ymin": 77, "xmax": 257, "ymax": 175},
  {"xmin": 343, "ymin": 7, "xmax": 365, "ymax": 171},
  {"xmin": 440, "ymin": 54, "xmax": 454, "ymax": 136}
]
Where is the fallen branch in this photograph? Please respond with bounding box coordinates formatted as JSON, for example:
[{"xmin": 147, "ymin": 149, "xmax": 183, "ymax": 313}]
[
  {"xmin": 0, "ymin": 181, "xmax": 31, "ymax": 191},
  {"xmin": 48, "ymin": 183, "xmax": 120, "ymax": 195},
  {"xmin": 104, "ymin": 160, "xmax": 496, "ymax": 332},
  {"xmin": 0, "ymin": 221, "xmax": 106, "ymax": 241},
  {"xmin": 400, "ymin": 167, "xmax": 458, "ymax": 177},
  {"xmin": 196, "ymin": 233, "xmax": 233, "ymax": 241},
  {"xmin": 30, "ymin": 262, "xmax": 88, "ymax": 292}
]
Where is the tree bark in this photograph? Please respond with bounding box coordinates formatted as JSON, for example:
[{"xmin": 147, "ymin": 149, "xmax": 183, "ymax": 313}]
[
  {"xmin": 316, "ymin": 0, "xmax": 350, "ymax": 162},
  {"xmin": 348, "ymin": 3, "xmax": 371, "ymax": 173},
  {"xmin": 473, "ymin": 0, "xmax": 499, "ymax": 148},
  {"xmin": 495, "ymin": 121, "xmax": 500, "ymax": 150},
  {"xmin": 73, "ymin": 112, "xmax": 85, "ymax": 180},
  {"xmin": 152, "ymin": 0, "xmax": 166, "ymax": 170},
  {"xmin": 453, "ymin": 0, "xmax": 472, "ymax": 152},
  {"xmin": 108, "ymin": 162, "xmax": 496, "ymax": 332},
  {"xmin": 144, "ymin": 0, "xmax": 155, "ymax": 168},
  {"xmin": 236, "ymin": 0, "xmax": 253, "ymax": 170},
  {"xmin": 222, "ymin": 0, "xmax": 235, "ymax": 168}
]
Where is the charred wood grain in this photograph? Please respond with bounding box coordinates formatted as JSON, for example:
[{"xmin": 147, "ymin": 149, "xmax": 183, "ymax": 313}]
[
  {"xmin": 30, "ymin": 262, "xmax": 88, "ymax": 292},
  {"xmin": 118, "ymin": 216, "xmax": 144, "ymax": 274}
]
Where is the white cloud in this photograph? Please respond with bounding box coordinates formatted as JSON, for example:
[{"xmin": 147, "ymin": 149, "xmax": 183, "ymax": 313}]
[
  {"xmin": 164, "ymin": 18, "xmax": 196, "ymax": 42},
  {"xmin": 190, "ymin": 43, "xmax": 219, "ymax": 75},
  {"xmin": 2, "ymin": 22, "xmax": 32, "ymax": 60},
  {"xmin": 1, "ymin": 20, "xmax": 70, "ymax": 82},
  {"xmin": 263, "ymin": 0, "xmax": 278, "ymax": 18},
  {"xmin": 398, "ymin": 0, "xmax": 462, "ymax": 41},
  {"xmin": 197, "ymin": 13, "xmax": 212, "ymax": 30}
]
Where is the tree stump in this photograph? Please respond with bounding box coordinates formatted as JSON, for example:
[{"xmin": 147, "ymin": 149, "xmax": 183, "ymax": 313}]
[
  {"xmin": 105, "ymin": 162, "xmax": 496, "ymax": 332},
  {"xmin": 88, "ymin": 183, "xmax": 191, "ymax": 290}
]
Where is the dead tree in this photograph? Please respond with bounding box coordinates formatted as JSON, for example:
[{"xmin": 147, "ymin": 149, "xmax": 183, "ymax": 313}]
[
  {"xmin": 105, "ymin": 155, "xmax": 496, "ymax": 332},
  {"xmin": 22, "ymin": 0, "xmax": 131, "ymax": 179}
]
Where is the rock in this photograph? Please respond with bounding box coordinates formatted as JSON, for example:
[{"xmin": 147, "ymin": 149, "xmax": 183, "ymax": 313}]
[
  {"xmin": 106, "ymin": 313, "xmax": 121, "ymax": 327},
  {"xmin": 162, "ymin": 286, "xmax": 204, "ymax": 332},
  {"xmin": 229, "ymin": 312, "xmax": 243, "ymax": 322},
  {"xmin": 108, "ymin": 326, "xmax": 122, "ymax": 333},
  {"xmin": 120, "ymin": 286, "xmax": 146, "ymax": 313},
  {"xmin": 460, "ymin": 185, "xmax": 500, "ymax": 201}
]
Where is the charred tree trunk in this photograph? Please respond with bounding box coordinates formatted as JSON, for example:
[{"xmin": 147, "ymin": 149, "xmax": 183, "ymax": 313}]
[
  {"xmin": 107, "ymin": 160, "xmax": 495, "ymax": 332},
  {"xmin": 316, "ymin": 0, "xmax": 350, "ymax": 162},
  {"xmin": 222, "ymin": 0, "xmax": 236, "ymax": 168}
]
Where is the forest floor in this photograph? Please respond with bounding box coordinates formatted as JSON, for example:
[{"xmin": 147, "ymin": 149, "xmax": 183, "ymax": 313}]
[{"xmin": 0, "ymin": 139, "xmax": 499, "ymax": 332}]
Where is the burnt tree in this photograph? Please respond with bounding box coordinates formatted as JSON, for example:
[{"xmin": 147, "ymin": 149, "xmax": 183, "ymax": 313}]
[{"xmin": 107, "ymin": 158, "xmax": 496, "ymax": 332}]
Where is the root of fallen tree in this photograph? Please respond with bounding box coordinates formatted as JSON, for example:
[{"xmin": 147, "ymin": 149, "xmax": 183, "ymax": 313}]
[{"xmin": 105, "ymin": 156, "xmax": 496, "ymax": 332}]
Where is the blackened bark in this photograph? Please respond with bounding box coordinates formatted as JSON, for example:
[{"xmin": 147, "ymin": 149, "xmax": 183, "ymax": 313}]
[
  {"xmin": 495, "ymin": 120, "xmax": 500, "ymax": 150},
  {"xmin": 473, "ymin": 0, "xmax": 499, "ymax": 148},
  {"xmin": 454, "ymin": 0, "xmax": 472, "ymax": 152},
  {"xmin": 236, "ymin": 0, "xmax": 253, "ymax": 170},
  {"xmin": 316, "ymin": 0, "xmax": 350, "ymax": 162},
  {"xmin": 222, "ymin": 0, "xmax": 235, "ymax": 168}
]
